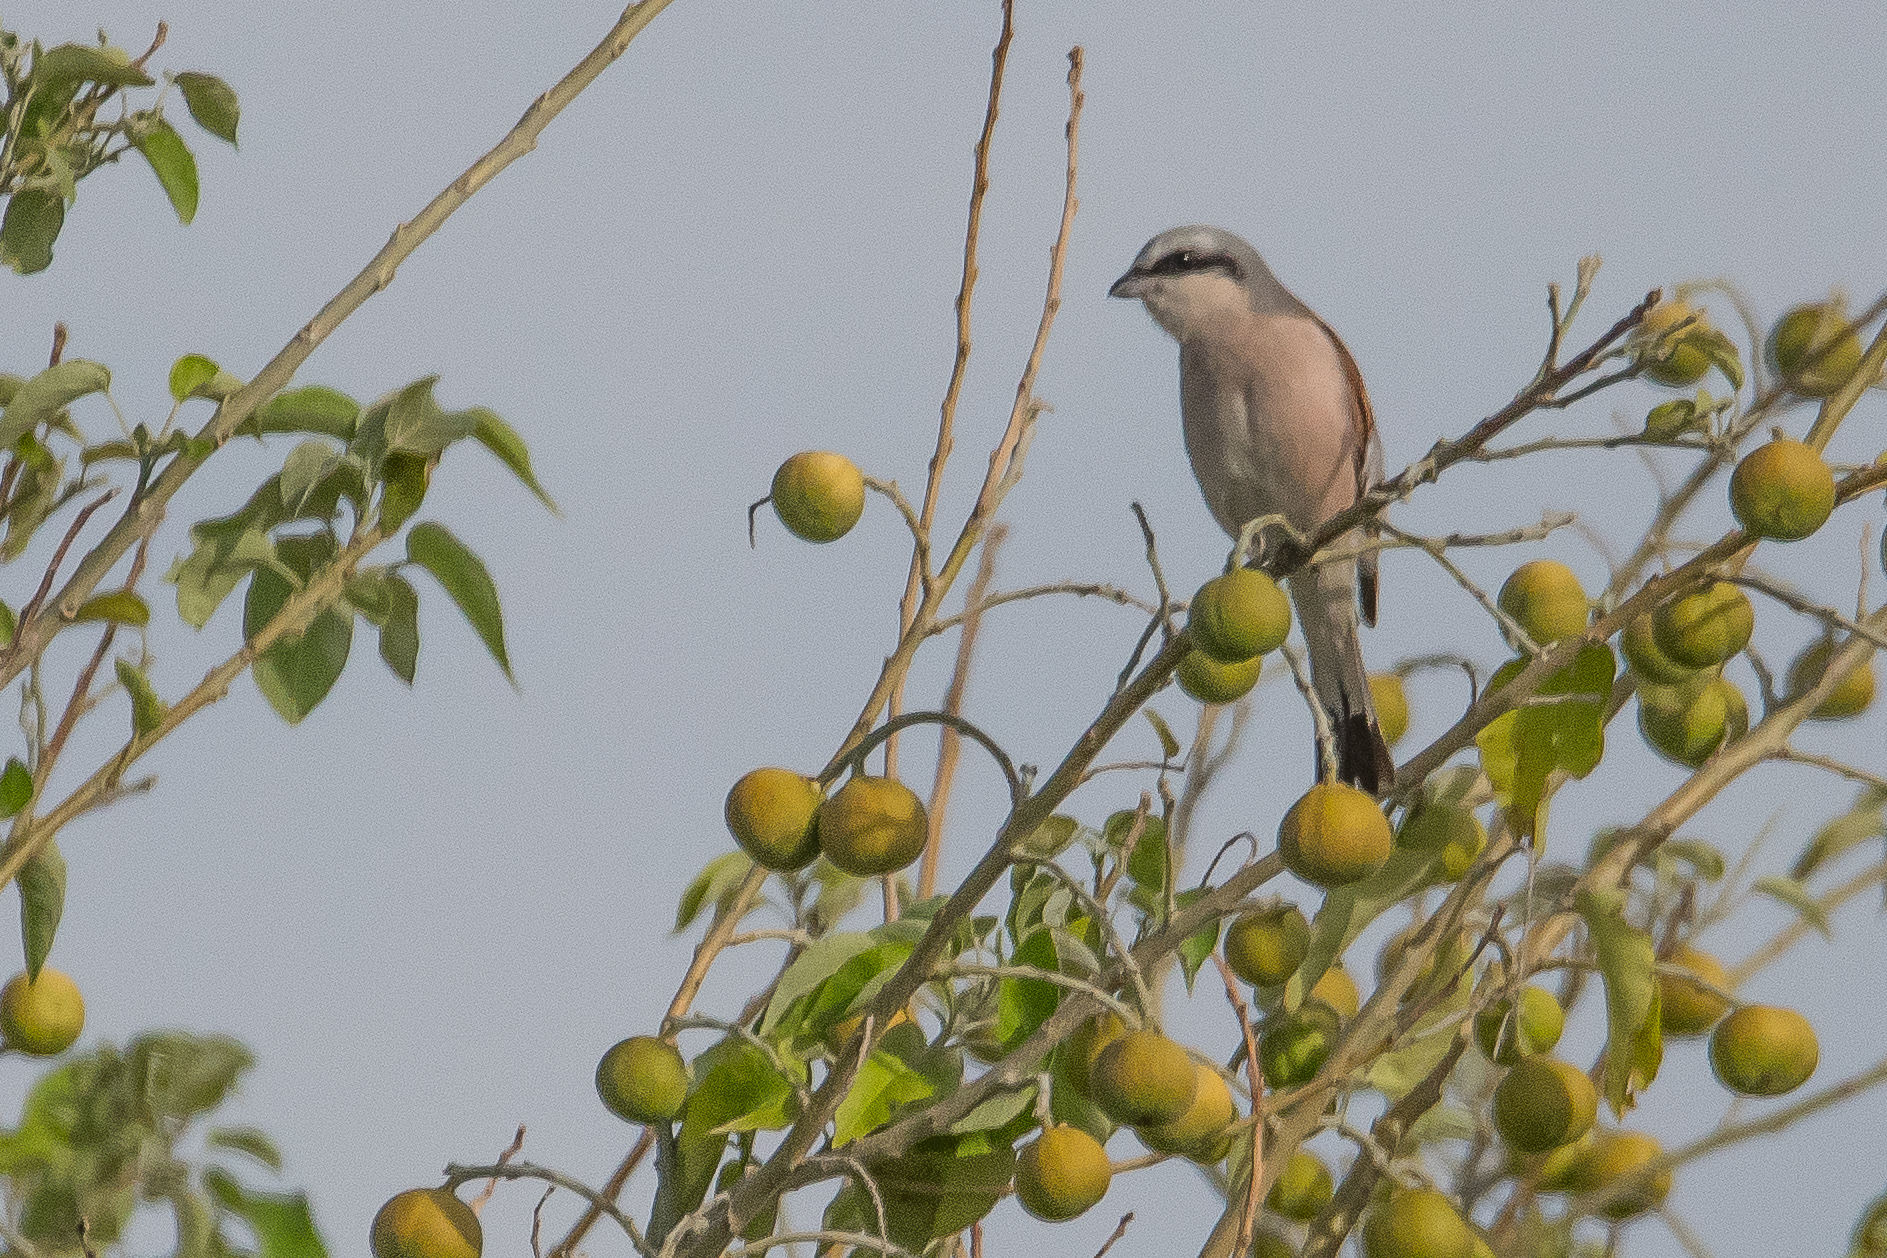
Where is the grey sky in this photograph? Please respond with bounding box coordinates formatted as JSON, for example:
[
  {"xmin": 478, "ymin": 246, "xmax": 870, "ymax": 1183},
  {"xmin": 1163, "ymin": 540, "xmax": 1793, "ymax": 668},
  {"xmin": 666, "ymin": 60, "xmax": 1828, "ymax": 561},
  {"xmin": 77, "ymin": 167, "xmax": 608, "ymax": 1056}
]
[{"xmin": 5, "ymin": 1, "xmax": 1885, "ymax": 1255}]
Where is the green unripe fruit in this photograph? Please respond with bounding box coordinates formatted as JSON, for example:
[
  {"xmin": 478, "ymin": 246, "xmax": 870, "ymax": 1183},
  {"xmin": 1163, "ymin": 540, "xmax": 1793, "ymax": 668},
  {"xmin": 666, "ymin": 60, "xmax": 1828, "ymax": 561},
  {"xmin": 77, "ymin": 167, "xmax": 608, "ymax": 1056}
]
[
  {"xmin": 1187, "ymin": 569, "xmax": 1291, "ymax": 662},
  {"xmin": 816, "ymin": 776, "xmax": 928, "ymax": 876},
  {"xmin": 1252, "ymin": 1230, "xmax": 1299, "ymax": 1258},
  {"xmin": 1260, "ymin": 1001, "xmax": 1342, "ymax": 1089},
  {"xmin": 1658, "ymin": 944, "xmax": 1732, "ymax": 1037},
  {"xmin": 1397, "ymin": 801, "xmax": 1484, "ymax": 856},
  {"xmin": 1369, "ymin": 673, "xmax": 1410, "ymax": 747},
  {"xmin": 1769, "ymin": 303, "xmax": 1864, "ymax": 397},
  {"xmin": 1730, "ymin": 438, "xmax": 1836, "ymax": 541},
  {"xmin": 1136, "ymin": 1062, "xmax": 1236, "ymax": 1162},
  {"xmin": 1264, "ymin": 1150, "xmax": 1334, "ymax": 1222},
  {"xmin": 1652, "ymin": 581, "xmax": 1754, "ymax": 669},
  {"xmin": 595, "ymin": 1036, "xmax": 689, "ymax": 1124},
  {"xmin": 1362, "ymin": 1188, "xmax": 1473, "ymax": 1258},
  {"xmin": 1278, "ymin": 782, "xmax": 1393, "ymax": 888},
  {"xmin": 1310, "ymin": 967, "xmax": 1361, "ymax": 1020},
  {"xmin": 1525, "ymin": 1132, "xmax": 1597, "ymax": 1193},
  {"xmin": 1788, "ymin": 640, "xmax": 1877, "ymax": 720},
  {"xmin": 371, "ymin": 1189, "xmax": 482, "ymax": 1258},
  {"xmin": 1620, "ymin": 614, "xmax": 1698, "ymax": 686},
  {"xmin": 1223, "ymin": 905, "xmax": 1311, "ymax": 988},
  {"xmin": 0, "ymin": 969, "xmax": 84, "ymax": 1056},
  {"xmin": 724, "ymin": 768, "xmax": 823, "ymax": 871},
  {"xmin": 1014, "ymin": 1125, "xmax": 1112, "ymax": 1222},
  {"xmin": 1638, "ymin": 675, "xmax": 1743, "ymax": 768},
  {"xmin": 1497, "ymin": 560, "xmax": 1589, "ymax": 644},
  {"xmin": 1580, "ymin": 1131, "xmax": 1670, "ymax": 1219},
  {"xmin": 1709, "ymin": 1005, "xmax": 1819, "ymax": 1097},
  {"xmin": 1060, "ymin": 1013, "xmax": 1127, "ymax": 1098},
  {"xmin": 1493, "ymin": 1057, "xmax": 1597, "ymax": 1154},
  {"xmin": 1177, "ymin": 649, "xmax": 1263, "ymax": 704},
  {"xmin": 1637, "ymin": 300, "xmax": 1728, "ymax": 389},
  {"xmin": 1105, "ymin": 810, "xmax": 1172, "ymax": 891},
  {"xmin": 1474, "ymin": 985, "xmax": 1565, "ymax": 1065},
  {"xmin": 1090, "ymin": 1029, "xmax": 1197, "ymax": 1126},
  {"xmin": 770, "ymin": 451, "xmax": 865, "ymax": 542}
]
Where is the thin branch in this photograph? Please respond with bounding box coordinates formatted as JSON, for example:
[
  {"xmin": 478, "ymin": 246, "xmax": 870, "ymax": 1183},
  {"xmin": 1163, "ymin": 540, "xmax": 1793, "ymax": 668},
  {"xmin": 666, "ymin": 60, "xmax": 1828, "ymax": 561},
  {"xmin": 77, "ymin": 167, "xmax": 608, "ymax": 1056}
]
[
  {"xmin": 865, "ymin": 477, "xmax": 931, "ymax": 590},
  {"xmin": 469, "ymin": 1126, "xmax": 527, "ymax": 1215},
  {"xmin": 545, "ymin": 1131, "xmax": 654, "ymax": 1258},
  {"xmin": 1725, "ymin": 572, "xmax": 1887, "ymax": 653},
  {"xmin": 1376, "ymin": 520, "xmax": 1542, "ymax": 657},
  {"xmin": 1130, "ymin": 502, "xmax": 1177, "ymax": 640},
  {"xmin": 1091, "ymin": 1214, "xmax": 1135, "ymax": 1258},
  {"xmin": 444, "ymin": 1162, "xmax": 653, "ymax": 1258},
  {"xmin": 1767, "ymin": 747, "xmax": 1887, "ymax": 795},
  {"xmin": 1278, "ymin": 643, "xmax": 1338, "ymax": 784},
  {"xmin": 1213, "ymin": 955, "xmax": 1263, "ymax": 1258},
  {"xmin": 1728, "ymin": 857, "xmax": 1887, "ymax": 986},
  {"xmin": 923, "ymin": 526, "xmax": 1005, "ymax": 897},
  {"xmin": 929, "ymin": 580, "xmax": 1154, "ymax": 634},
  {"xmin": 5, "ymin": 489, "xmax": 117, "ymax": 660}
]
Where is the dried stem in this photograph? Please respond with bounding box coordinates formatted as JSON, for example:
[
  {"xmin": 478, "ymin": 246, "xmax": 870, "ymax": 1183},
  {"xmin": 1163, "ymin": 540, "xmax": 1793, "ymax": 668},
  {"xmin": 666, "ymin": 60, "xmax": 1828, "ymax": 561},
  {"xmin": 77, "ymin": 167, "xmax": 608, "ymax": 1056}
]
[{"xmin": 922, "ymin": 525, "xmax": 1007, "ymax": 897}]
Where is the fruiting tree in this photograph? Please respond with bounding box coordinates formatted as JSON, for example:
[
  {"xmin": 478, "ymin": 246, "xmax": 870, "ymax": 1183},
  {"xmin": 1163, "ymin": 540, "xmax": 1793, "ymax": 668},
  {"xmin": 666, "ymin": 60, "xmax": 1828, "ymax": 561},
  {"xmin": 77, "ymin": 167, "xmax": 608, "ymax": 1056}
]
[{"xmin": 2, "ymin": 7, "xmax": 1886, "ymax": 1258}]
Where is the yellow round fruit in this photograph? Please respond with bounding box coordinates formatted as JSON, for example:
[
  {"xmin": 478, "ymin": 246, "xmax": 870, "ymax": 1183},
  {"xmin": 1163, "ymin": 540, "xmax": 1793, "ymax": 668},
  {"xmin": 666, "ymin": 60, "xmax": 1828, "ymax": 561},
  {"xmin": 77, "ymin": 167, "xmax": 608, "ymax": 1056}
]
[
  {"xmin": 1637, "ymin": 675, "xmax": 1743, "ymax": 768},
  {"xmin": 1523, "ymin": 1131, "xmax": 1597, "ymax": 1193},
  {"xmin": 1091, "ymin": 1029, "xmax": 1197, "ymax": 1126},
  {"xmin": 1362, "ymin": 1188, "xmax": 1473, "ymax": 1258},
  {"xmin": 1137, "ymin": 1062, "xmax": 1236, "ymax": 1162},
  {"xmin": 1436, "ymin": 817, "xmax": 1489, "ymax": 882},
  {"xmin": 1474, "ymin": 985, "xmax": 1565, "ymax": 1065},
  {"xmin": 1278, "ymin": 783, "xmax": 1393, "ymax": 888},
  {"xmin": 1310, "ymin": 966, "xmax": 1361, "ymax": 1021},
  {"xmin": 1580, "ymin": 1131, "xmax": 1671, "ymax": 1219},
  {"xmin": 1493, "ymin": 1057, "xmax": 1597, "ymax": 1154},
  {"xmin": 1657, "ymin": 944, "xmax": 1732, "ymax": 1037},
  {"xmin": 370, "ymin": 1189, "xmax": 482, "ymax": 1258},
  {"xmin": 1176, "ymin": 649, "xmax": 1263, "ymax": 705},
  {"xmin": 1187, "ymin": 569, "xmax": 1292, "ymax": 662},
  {"xmin": 1060, "ymin": 1013, "xmax": 1127, "ymax": 1098},
  {"xmin": 1636, "ymin": 300, "xmax": 1722, "ymax": 389},
  {"xmin": 771, "ymin": 451, "xmax": 865, "ymax": 542},
  {"xmin": 816, "ymin": 776, "xmax": 928, "ymax": 876},
  {"xmin": 595, "ymin": 1036, "xmax": 689, "ymax": 1125},
  {"xmin": 1397, "ymin": 802, "xmax": 1483, "ymax": 858},
  {"xmin": 1730, "ymin": 438, "xmax": 1836, "ymax": 542},
  {"xmin": 1014, "ymin": 1125, "xmax": 1112, "ymax": 1221},
  {"xmin": 1224, "ymin": 904, "xmax": 1311, "ymax": 988},
  {"xmin": 1370, "ymin": 674, "xmax": 1410, "ymax": 747},
  {"xmin": 1787, "ymin": 640, "xmax": 1876, "ymax": 721},
  {"xmin": 1652, "ymin": 581, "xmax": 1754, "ymax": 669},
  {"xmin": 1619, "ymin": 614, "xmax": 1697, "ymax": 686},
  {"xmin": 1260, "ymin": 1001, "xmax": 1342, "ymax": 1089},
  {"xmin": 0, "ymin": 969, "xmax": 83, "ymax": 1056},
  {"xmin": 1709, "ymin": 1005, "xmax": 1818, "ymax": 1097},
  {"xmin": 1252, "ymin": 1229, "xmax": 1299, "ymax": 1258},
  {"xmin": 1265, "ymin": 1149, "xmax": 1334, "ymax": 1222},
  {"xmin": 724, "ymin": 768, "xmax": 823, "ymax": 871},
  {"xmin": 1497, "ymin": 560, "xmax": 1589, "ymax": 645},
  {"xmin": 1769, "ymin": 303, "xmax": 1864, "ymax": 398}
]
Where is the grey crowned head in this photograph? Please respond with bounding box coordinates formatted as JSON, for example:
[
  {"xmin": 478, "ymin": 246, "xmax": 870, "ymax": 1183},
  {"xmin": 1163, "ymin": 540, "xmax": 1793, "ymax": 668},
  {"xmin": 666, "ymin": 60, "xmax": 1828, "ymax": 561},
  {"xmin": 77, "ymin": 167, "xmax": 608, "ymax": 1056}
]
[{"xmin": 1108, "ymin": 225, "xmax": 1292, "ymax": 337}]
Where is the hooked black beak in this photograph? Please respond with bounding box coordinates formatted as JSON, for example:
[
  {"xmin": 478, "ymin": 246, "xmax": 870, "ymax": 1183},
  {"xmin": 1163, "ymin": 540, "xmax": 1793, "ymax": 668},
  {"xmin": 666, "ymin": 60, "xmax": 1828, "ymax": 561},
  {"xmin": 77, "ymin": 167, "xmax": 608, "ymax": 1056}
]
[{"xmin": 1108, "ymin": 269, "xmax": 1144, "ymax": 299}]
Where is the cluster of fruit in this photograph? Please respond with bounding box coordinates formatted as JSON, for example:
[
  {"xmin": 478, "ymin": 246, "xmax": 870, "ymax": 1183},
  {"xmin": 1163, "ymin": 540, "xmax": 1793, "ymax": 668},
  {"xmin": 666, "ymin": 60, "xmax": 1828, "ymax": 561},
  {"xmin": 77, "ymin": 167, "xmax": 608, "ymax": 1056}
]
[
  {"xmin": 1636, "ymin": 298, "xmax": 1866, "ymax": 399},
  {"xmin": 1176, "ymin": 568, "xmax": 1294, "ymax": 703}
]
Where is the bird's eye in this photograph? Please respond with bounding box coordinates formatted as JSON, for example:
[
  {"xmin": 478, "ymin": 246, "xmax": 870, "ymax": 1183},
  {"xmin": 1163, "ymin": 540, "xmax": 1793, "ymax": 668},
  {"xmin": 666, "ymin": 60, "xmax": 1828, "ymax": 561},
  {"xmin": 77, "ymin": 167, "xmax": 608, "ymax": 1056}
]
[{"xmin": 1176, "ymin": 250, "xmax": 1194, "ymax": 266}]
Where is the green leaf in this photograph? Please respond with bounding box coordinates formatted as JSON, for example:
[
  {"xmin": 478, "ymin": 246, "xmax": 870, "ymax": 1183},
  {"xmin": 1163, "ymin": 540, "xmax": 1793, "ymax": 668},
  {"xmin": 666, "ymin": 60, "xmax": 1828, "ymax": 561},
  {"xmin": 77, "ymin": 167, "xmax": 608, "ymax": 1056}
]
[
  {"xmin": 470, "ymin": 408, "xmax": 557, "ymax": 511},
  {"xmin": 659, "ymin": 1038, "xmax": 802, "ymax": 1245},
  {"xmin": 1175, "ymin": 887, "xmax": 1221, "ymax": 992},
  {"xmin": 824, "ymin": 1140, "xmax": 1015, "ymax": 1249},
  {"xmin": 405, "ymin": 522, "xmax": 510, "ymax": 681},
  {"xmin": 206, "ymin": 1127, "xmax": 282, "ymax": 1174},
  {"xmin": 992, "ymin": 929, "xmax": 1061, "ymax": 1053},
  {"xmin": 278, "ymin": 441, "xmax": 344, "ymax": 519},
  {"xmin": 70, "ymin": 590, "xmax": 150, "ymax": 626},
  {"xmin": 353, "ymin": 378, "xmax": 476, "ymax": 466},
  {"xmin": 376, "ymin": 574, "xmax": 419, "ymax": 685},
  {"xmin": 1658, "ymin": 838, "xmax": 1726, "ymax": 882},
  {"xmin": 202, "ymin": 1171, "xmax": 327, "ymax": 1258},
  {"xmin": 32, "ymin": 43, "xmax": 155, "ymax": 88},
  {"xmin": 137, "ymin": 119, "xmax": 200, "ymax": 225},
  {"xmin": 18, "ymin": 840, "xmax": 66, "ymax": 981},
  {"xmin": 135, "ymin": 1031, "xmax": 256, "ymax": 1115},
  {"xmin": 833, "ymin": 1047, "xmax": 936, "ymax": 1147},
  {"xmin": 174, "ymin": 72, "xmax": 239, "ymax": 146},
  {"xmin": 1791, "ymin": 794, "xmax": 1886, "ymax": 881},
  {"xmin": 1, "ymin": 189, "xmax": 65, "ymax": 275},
  {"xmin": 1577, "ymin": 888, "xmax": 1661, "ymax": 1116},
  {"xmin": 0, "ymin": 600, "xmax": 15, "ymax": 647},
  {"xmin": 168, "ymin": 526, "xmax": 276, "ymax": 629},
  {"xmin": 169, "ymin": 354, "xmax": 220, "ymax": 403},
  {"xmin": 0, "ymin": 758, "xmax": 35, "ymax": 819},
  {"xmin": 250, "ymin": 386, "xmax": 359, "ymax": 440},
  {"xmin": 761, "ymin": 922, "xmax": 925, "ymax": 1046},
  {"xmin": 0, "ymin": 360, "xmax": 111, "ymax": 448},
  {"xmin": 1144, "ymin": 708, "xmax": 1180, "ymax": 760},
  {"xmin": 1752, "ymin": 874, "xmax": 1832, "ymax": 938},
  {"xmin": 1642, "ymin": 399, "xmax": 1701, "ymax": 440},
  {"xmin": 1476, "ymin": 646, "xmax": 1616, "ymax": 841},
  {"xmin": 1698, "ymin": 327, "xmax": 1745, "ymax": 392},
  {"xmin": 245, "ymin": 535, "xmax": 353, "ymax": 725},
  {"xmin": 674, "ymin": 852, "xmax": 755, "ymax": 933},
  {"xmin": 378, "ymin": 451, "xmax": 430, "ymax": 532},
  {"xmin": 115, "ymin": 659, "xmax": 169, "ymax": 735},
  {"xmin": 1285, "ymin": 843, "xmax": 1440, "ymax": 1011},
  {"xmin": 1366, "ymin": 1001, "xmax": 1467, "ymax": 1100}
]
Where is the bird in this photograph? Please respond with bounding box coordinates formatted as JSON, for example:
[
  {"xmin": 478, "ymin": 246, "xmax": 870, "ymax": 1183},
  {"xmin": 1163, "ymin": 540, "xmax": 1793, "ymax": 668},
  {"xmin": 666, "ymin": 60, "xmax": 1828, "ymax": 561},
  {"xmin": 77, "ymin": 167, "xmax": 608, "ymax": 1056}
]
[{"xmin": 1110, "ymin": 224, "xmax": 1395, "ymax": 793}]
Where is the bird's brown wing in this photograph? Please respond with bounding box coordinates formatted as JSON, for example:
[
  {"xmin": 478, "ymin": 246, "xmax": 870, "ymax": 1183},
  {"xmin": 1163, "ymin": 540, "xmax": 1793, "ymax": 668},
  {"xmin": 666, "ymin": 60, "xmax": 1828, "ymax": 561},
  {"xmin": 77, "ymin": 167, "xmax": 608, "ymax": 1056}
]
[{"xmin": 1309, "ymin": 315, "xmax": 1382, "ymax": 627}]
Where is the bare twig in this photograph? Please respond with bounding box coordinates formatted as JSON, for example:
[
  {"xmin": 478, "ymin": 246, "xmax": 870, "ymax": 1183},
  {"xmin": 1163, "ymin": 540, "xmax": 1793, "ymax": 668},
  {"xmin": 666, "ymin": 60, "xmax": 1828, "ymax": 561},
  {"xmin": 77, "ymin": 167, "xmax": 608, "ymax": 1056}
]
[
  {"xmin": 923, "ymin": 526, "xmax": 1006, "ymax": 897},
  {"xmin": 445, "ymin": 1162, "xmax": 652, "ymax": 1258},
  {"xmin": 1213, "ymin": 955, "xmax": 1263, "ymax": 1258},
  {"xmin": 1130, "ymin": 502, "xmax": 1177, "ymax": 639},
  {"xmin": 1279, "ymin": 644, "xmax": 1338, "ymax": 784},
  {"xmin": 1091, "ymin": 1214, "xmax": 1135, "ymax": 1258},
  {"xmin": 545, "ymin": 1131, "xmax": 654, "ymax": 1258},
  {"xmin": 470, "ymin": 1126, "xmax": 527, "ymax": 1215}
]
